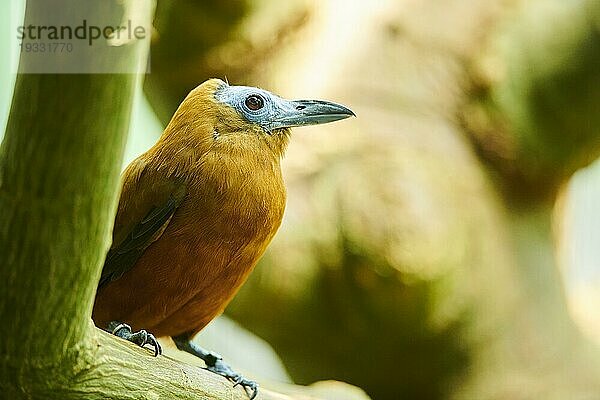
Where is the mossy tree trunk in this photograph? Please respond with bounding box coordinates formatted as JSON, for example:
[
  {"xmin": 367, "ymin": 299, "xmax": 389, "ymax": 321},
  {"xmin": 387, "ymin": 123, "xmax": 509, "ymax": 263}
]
[{"xmin": 0, "ymin": 0, "xmax": 142, "ymax": 385}]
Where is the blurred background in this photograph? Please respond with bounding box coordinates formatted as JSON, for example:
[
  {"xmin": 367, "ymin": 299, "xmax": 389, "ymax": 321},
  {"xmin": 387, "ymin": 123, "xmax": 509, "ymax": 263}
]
[{"xmin": 2, "ymin": 1, "xmax": 600, "ymax": 399}]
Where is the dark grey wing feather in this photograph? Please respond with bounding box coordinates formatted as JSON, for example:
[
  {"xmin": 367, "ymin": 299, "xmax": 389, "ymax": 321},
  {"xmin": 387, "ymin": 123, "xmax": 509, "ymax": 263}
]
[{"xmin": 98, "ymin": 195, "xmax": 182, "ymax": 289}]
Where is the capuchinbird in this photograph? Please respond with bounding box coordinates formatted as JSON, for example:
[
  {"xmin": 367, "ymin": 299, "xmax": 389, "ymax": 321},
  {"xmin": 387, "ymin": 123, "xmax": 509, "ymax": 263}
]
[{"xmin": 92, "ymin": 78, "xmax": 354, "ymax": 398}]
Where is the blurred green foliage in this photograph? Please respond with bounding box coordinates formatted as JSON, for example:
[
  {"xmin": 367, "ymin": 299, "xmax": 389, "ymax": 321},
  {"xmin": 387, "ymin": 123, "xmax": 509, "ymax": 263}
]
[
  {"xmin": 229, "ymin": 240, "xmax": 470, "ymax": 399},
  {"xmin": 144, "ymin": 0, "xmax": 249, "ymax": 123},
  {"xmin": 461, "ymin": 1, "xmax": 600, "ymax": 204}
]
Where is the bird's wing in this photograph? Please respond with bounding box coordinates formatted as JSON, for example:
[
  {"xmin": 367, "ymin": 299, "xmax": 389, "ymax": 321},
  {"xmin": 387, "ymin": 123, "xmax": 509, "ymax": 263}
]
[{"xmin": 98, "ymin": 158, "xmax": 187, "ymax": 289}]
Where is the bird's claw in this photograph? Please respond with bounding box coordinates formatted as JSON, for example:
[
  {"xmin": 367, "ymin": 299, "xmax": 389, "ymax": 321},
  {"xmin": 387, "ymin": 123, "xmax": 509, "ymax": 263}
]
[
  {"xmin": 172, "ymin": 338, "xmax": 259, "ymax": 399},
  {"xmin": 109, "ymin": 322, "xmax": 162, "ymax": 357},
  {"xmin": 238, "ymin": 378, "xmax": 259, "ymax": 400},
  {"xmin": 205, "ymin": 357, "xmax": 259, "ymax": 399}
]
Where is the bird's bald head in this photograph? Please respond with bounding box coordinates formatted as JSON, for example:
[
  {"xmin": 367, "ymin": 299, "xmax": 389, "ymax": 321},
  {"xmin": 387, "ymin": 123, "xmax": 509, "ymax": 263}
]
[
  {"xmin": 161, "ymin": 78, "xmax": 354, "ymax": 160},
  {"xmin": 213, "ymin": 80, "xmax": 354, "ymax": 133}
]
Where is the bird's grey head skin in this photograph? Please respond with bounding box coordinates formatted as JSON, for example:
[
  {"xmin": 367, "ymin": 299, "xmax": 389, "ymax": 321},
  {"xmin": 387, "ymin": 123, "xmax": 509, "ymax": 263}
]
[{"xmin": 214, "ymin": 82, "xmax": 355, "ymax": 134}]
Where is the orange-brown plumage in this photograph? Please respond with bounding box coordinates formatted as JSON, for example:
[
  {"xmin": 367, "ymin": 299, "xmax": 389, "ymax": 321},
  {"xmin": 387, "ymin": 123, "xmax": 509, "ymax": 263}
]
[
  {"xmin": 92, "ymin": 79, "xmax": 353, "ymax": 395},
  {"xmin": 93, "ymin": 79, "xmax": 289, "ymax": 337}
]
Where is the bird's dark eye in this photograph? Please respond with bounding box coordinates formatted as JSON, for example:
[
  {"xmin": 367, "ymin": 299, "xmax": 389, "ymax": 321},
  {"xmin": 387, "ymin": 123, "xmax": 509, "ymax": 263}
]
[{"xmin": 245, "ymin": 94, "xmax": 264, "ymax": 111}]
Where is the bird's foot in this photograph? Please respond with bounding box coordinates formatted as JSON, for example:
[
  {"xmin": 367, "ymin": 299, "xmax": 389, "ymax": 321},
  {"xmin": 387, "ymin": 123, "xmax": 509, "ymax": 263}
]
[
  {"xmin": 204, "ymin": 351, "xmax": 259, "ymax": 399},
  {"xmin": 108, "ymin": 321, "xmax": 162, "ymax": 357},
  {"xmin": 174, "ymin": 338, "xmax": 258, "ymax": 399}
]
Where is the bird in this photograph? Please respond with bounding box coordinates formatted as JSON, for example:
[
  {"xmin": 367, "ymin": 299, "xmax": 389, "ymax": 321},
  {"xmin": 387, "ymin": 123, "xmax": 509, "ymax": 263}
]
[{"xmin": 92, "ymin": 78, "xmax": 354, "ymax": 398}]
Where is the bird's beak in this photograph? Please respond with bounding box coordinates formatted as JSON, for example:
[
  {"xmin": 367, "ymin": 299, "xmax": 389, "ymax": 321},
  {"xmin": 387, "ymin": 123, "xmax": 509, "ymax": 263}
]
[{"xmin": 269, "ymin": 99, "xmax": 355, "ymax": 130}]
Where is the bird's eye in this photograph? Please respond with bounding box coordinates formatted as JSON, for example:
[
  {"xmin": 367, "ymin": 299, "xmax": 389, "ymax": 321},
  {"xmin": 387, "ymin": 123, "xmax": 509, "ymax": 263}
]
[{"xmin": 245, "ymin": 94, "xmax": 264, "ymax": 111}]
